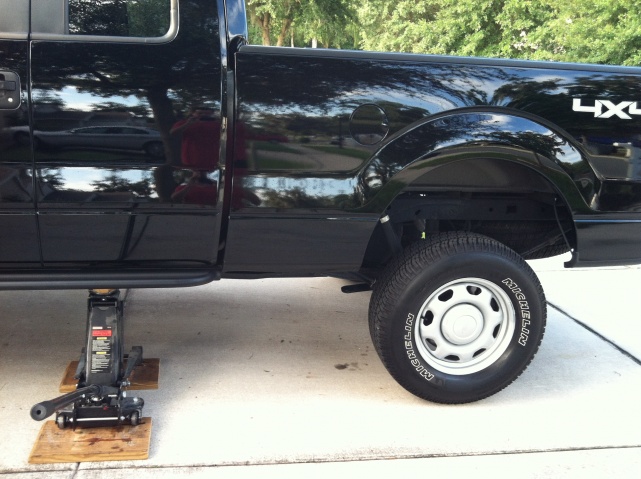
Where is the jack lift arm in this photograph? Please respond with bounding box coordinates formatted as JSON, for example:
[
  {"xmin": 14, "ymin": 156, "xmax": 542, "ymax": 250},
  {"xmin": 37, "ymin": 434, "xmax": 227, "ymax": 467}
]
[{"xmin": 30, "ymin": 290, "xmax": 145, "ymax": 429}]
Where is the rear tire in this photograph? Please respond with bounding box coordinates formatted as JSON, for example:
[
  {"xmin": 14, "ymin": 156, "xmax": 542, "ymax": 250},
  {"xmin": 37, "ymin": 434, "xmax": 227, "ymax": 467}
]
[{"xmin": 369, "ymin": 232, "xmax": 545, "ymax": 403}]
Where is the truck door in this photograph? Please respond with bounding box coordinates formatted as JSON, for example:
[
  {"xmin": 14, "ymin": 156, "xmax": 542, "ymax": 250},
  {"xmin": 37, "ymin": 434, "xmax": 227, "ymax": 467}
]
[
  {"xmin": 0, "ymin": 0, "xmax": 41, "ymax": 266},
  {"xmin": 29, "ymin": 0, "xmax": 224, "ymax": 268}
]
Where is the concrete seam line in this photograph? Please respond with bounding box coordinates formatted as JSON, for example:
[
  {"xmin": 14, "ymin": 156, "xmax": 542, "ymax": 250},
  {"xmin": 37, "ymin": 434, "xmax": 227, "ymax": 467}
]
[
  {"xmin": 53, "ymin": 445, "xmax": 641, "ymax": 473},
  {"xmin": 547, "ymin": 302, "xmax": 641, "ymax": 366}
]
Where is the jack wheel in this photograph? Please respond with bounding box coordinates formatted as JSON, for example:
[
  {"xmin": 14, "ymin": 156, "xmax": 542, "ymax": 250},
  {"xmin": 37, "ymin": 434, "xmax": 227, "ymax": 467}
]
[
  {"xmin": 56, "ymin": 415, "xmax": 67, "ymax": 430},
  {"xmin": 130, "ymin": 411, "xmax": 140, "ymax": 426}
]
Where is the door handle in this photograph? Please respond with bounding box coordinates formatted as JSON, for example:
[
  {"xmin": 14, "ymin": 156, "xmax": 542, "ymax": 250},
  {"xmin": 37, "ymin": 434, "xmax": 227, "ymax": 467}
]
[
  {"xmin": 0, "ymin": 80, "xmax": 17, "ymax": 91},
  {"xmin": 0, "ymin": 71, "xmax": 20, "ymax": 109}
]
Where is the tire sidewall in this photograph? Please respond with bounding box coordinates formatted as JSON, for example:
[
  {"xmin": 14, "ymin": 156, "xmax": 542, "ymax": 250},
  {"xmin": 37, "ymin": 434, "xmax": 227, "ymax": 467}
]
[{"xmin": 385, "ymin": 249, "xmax": 544, "ymax": 402}]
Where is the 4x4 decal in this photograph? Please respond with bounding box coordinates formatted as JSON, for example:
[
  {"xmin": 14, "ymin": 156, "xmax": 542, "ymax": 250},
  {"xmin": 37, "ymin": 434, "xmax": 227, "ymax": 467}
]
[{"xmin": 573, "ymin": 98, "xmax": 641, "ymax": 119}]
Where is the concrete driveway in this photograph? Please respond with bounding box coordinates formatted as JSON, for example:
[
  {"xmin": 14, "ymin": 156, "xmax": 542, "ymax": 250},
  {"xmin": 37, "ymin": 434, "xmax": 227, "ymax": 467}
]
[{"xmin": 0, "ymin": 255, "xmax": 640, "ymax": 477}]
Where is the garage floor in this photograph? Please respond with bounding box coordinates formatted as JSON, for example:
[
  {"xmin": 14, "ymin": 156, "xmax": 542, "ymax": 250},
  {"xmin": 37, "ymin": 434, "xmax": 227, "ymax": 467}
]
[{"xmin": 1, "ymin": 255, "xmax": 640, "ymax": 477}]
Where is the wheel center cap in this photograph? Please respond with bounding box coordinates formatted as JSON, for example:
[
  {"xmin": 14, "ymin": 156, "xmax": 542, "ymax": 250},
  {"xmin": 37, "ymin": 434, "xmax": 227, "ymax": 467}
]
[{"xmin": 441, "ymin": 304, "xmax": 483, "ymax": 345}]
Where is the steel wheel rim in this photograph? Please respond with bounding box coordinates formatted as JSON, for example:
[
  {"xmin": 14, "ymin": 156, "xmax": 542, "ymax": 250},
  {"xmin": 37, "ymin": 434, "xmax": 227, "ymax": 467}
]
[{"xmin": 415, "ymin": 277, "xmax": 516, "ymax": 375}]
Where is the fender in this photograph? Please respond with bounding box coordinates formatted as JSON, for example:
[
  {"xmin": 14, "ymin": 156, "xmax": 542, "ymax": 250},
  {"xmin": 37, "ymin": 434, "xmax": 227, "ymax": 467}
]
[{"xmin": 354, "ymin": 109, "xmax": 598, "ymax": 216}]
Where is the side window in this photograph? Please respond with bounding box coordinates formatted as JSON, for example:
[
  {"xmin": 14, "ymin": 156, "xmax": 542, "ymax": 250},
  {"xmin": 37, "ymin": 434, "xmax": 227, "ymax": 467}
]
[
  {"xmin": 32, "ymin": 0, "xmax": 178, "ymax": 42},
  {"xmin": 68, "ymin": 0, "xmax": 171, "ymax": 38},
  {"xmin": 0, "ymin": 0, "xmax": 29, "ymax": 39}
]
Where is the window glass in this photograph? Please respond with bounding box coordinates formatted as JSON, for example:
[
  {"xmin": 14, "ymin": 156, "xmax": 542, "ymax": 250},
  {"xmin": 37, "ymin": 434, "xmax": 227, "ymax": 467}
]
[
  {"xmin": 68, "ymin": 0, "xmax": 171, "ymax": 38},
  {"xmin": 0, "ymin": 0, "xmax": 29, "ymax": 37}
]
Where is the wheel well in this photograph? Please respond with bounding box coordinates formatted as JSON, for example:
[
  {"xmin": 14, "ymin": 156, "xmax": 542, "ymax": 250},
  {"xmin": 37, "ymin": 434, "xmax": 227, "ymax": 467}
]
[{"xmin": 361, "ymin": 160, "xmax": 576, "ymax": 273}]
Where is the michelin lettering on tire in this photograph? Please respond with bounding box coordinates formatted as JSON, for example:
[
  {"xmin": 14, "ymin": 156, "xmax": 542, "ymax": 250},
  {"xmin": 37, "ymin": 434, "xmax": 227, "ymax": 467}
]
[
  {"xmin": 404, "ymin": 313, "xmax": 435, "ymax": 381},
  {"xmin": 502, "ymin": 278, "xmax": 531, "ymax": 347}
]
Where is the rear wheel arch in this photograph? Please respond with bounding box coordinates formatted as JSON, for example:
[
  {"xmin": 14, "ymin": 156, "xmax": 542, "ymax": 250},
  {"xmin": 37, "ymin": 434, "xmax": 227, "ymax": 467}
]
[
  {"xmin": 357, "ymin": 109, "xmax": 598, "ymax": 217},
  {"xmin": 360, "ymin": 155, "xmax": 577, "ymax": 272}
]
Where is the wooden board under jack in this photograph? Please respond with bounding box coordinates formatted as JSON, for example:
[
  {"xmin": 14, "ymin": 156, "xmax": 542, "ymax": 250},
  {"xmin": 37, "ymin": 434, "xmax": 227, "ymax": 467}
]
[
  {"xmin": 59, "ymin": 358, "xmax": 160, "ymax": 393},
  {"xmin": 29, "ymin": 419, "xmax": 152, "ymax": 464},
  {"xmin": 28, "ymin": 357, "xmax": 159, "ymax": 464}
]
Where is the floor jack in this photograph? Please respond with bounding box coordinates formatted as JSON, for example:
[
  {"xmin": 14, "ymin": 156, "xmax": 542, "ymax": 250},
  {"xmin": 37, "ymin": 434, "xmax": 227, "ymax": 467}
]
[{"xmin": 30, "ymin": 289, "xmax": 145, "ymax": 429}]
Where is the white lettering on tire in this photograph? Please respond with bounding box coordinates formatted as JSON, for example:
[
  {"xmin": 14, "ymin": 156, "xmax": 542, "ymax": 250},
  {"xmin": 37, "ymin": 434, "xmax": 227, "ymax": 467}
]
[
  {"xmin": 404, "ymin": 313, "xmax": 435, "ymax": 381},
  {"xmin": 502, "ymin": 278, "xmax": 531, "ymax": 346}
]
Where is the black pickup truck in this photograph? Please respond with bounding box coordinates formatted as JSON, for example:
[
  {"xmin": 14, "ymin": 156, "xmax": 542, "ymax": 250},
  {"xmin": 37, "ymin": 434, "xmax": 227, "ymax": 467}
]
[{"xmin": 2, "ymin": 0, "xmax": 641, "ymax": 407}]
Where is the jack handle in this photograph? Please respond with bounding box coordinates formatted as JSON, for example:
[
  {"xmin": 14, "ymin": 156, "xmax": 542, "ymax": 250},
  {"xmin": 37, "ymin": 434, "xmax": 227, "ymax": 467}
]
[{"xmin": 30, "ymin": 385, "xmax": 104, "ymax": 421}]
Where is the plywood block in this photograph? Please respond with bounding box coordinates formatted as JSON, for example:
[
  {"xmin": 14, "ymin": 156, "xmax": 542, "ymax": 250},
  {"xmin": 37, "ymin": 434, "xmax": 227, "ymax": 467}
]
[
  {"xmin": 59, "ymin": 358, "xmax": 160, "ymax": 393},
  {"xmin": 29, "ymin": 419, "xmax": 152, "ymax": 464}
]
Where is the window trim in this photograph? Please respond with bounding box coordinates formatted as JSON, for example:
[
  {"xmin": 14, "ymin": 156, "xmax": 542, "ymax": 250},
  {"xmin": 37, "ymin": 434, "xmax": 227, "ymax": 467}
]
[
  {"xmin": 31, "ymin": 0, "xmax": 179, "ymax": 44},
  {"xmin": 0, "ymin": 32, "xmax": 28, "ymax": 40}
]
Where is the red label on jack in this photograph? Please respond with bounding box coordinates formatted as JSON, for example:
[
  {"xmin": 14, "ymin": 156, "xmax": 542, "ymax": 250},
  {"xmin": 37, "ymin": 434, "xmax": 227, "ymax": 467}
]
[{"xmin": 92, "ymin": 329, "xmax": 112, "ymax": 337}]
